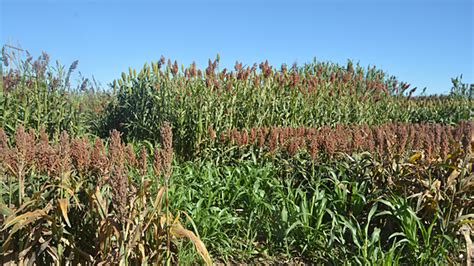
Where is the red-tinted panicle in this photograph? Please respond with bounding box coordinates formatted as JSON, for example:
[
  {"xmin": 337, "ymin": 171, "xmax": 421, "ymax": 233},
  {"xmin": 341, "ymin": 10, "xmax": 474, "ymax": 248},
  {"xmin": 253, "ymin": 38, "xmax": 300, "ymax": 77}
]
[
  {"xmin": 286, "ymin": 137, "xmax": 300, "ymax": 156},
  {"xmin": 406, "ymin": 124, "xmax": 416, "ymax": 152},
  {"xmin": 268, "ymin": 127, "xmax": 279, "ymax": 152},
  {"xmin": 356, "ymin": 125, "xmax": 366, "ymax": 151},
  {"xmin": 218, "ymin": 121, "xmax": 468, "ymax": 160},
  {"xmin": 412, "ymin": 124, "xmax": 423, "ymax": 151},
  {"xmin": 108, "ymin": 130, "xmax": 125, "ymax": 166},
  {"xmin": 35, "ymin": 128, "xmax": 56, "ymax": 174},
  {"xmin": 213, "ymin": 79, "xmax": 221, "ymax": 90},
  {"xmin": 241, "ymin": 129, "xmax": 249, "ymax": 146},
  {"xmin": 159, "ymin": 122, "xmax": 173, "ymax": 180},
  {"xmin": 153, "ymin": 147, "xmax": 161, "ymax": 177},
  {"xmin": 125, "ymin": 144, "xmax": 137, "ymax": 167},
  {"xmin": 433, "ymin": 124, "xmax": 443, "ymax": 155},
  {"xmin": 107, "ymin": 130, "xmax": 129, "ymax": 223},
  {"xmin": 219, "ymin": 132, "xmax": 226, "ymax": 143},
  {"xmin": 71, "ymin": 137, "xmax": 91, "ymax": 175},
  {"xmin": 460, "ymin": 120, "xmax": 473, "ymax": 153},
  {"xmin": 208, "ymin": 126, "xmax": 217, "ymax": 141},
  {"xmin": 249, "ymin": 128, "xmax": 257, "ymax": 144},
  {"xmin": 159, "ymin": 55, "xmax": 166, "ymax": 68},
  {"xmin": 309, "ymin": 136, "xmax": 319, "ymax": 159},
  {"xmin": 58, "ymin": 131, "xmax": 71, "ymax": 174},
  {"xmin": 279, "ymin": 128, "xmax": 288, "ymax": 146},
  {"xmin": 439, "ymin": 127, "xmax": 449, "ymax": 158},
  {"xmin": 90, "ymin": 138, "xmax": 108, "ymax": 179},
  {"xmin": 0, "ymin": 128, "xmax": 8, "ymax": 163}
]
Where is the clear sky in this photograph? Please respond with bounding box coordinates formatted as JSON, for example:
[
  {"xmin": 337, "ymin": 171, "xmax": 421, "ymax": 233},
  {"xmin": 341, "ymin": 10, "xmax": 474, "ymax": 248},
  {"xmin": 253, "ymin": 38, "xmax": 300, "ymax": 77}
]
[{"xmin": 1, "ymin": 0, "xmax": 473, "ymax": 94}]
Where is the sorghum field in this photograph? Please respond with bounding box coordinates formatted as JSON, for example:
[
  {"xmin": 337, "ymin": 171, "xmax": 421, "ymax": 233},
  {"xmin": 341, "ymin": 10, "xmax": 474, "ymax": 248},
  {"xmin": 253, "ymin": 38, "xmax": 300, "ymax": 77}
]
[{"xmin": 1, "ymin": 46, "xmax": 473, "ymax": 265}]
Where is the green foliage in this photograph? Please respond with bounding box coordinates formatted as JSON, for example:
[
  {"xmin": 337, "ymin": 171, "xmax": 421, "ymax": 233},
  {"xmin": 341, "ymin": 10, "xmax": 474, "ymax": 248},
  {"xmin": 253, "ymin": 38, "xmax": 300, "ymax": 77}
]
[
  {"xmin": 168, "ymin": 150, "xmax": 471, "ymax": 263},
  {"xmin": 1, "ymin": 48, "xmax": 473, "ymax": 264},
  {"xmin": 0, "ymin": 127, "xmax": 211, "ymax": 265},
  {"xmin": 450, "ymin": 75, "xmax": 473, "ymax": 98},
  {"xmin": 101, "ymin": 58, "xmax": 473, "ymax": 159},
  {"xmin": 0, "ymin": 45, "xmax": 109, "ymax": 138}
]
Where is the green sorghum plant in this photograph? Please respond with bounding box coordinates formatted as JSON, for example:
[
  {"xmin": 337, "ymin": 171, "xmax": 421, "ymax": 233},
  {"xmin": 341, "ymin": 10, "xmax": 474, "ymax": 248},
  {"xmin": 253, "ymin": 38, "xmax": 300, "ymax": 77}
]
[{"xmin": 102, "ymin": 57, "xmax": 473, "ymax": 160}]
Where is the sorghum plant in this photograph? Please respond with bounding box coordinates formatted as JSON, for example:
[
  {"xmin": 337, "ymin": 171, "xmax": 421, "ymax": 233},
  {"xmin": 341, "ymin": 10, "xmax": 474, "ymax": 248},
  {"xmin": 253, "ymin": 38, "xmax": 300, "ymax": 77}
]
[
  {"xmin": 215, "ymin": 120, "xmax": 473, "ymax": 161},
  {"xmin": 0, "ymin": 124, "xmax": 211, "ymax": 265}
]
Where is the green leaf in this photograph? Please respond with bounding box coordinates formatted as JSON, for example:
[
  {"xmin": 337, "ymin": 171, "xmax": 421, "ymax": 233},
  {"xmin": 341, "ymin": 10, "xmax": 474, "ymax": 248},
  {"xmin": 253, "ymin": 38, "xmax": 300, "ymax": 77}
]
[{"xmin": 281, "ymin": 205, "xmax": 288, "ymax": 222}]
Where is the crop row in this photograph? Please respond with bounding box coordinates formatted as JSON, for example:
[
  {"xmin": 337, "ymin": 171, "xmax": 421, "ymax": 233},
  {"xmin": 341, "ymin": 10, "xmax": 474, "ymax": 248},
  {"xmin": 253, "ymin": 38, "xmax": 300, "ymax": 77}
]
[
  {"xmin": 103, "ymin": 61, "xmax": 472, "ymax": 159},
  {"xmin": 0, "ymin": 124, "xmax": 211, "ymax": 265},
  {"xmin": 211, "ymin": 120, "xmax": 473, "ymax": 160},
  {"xmin": 1, "ymin": 47, "xmax": 473, "ymax": 263}
]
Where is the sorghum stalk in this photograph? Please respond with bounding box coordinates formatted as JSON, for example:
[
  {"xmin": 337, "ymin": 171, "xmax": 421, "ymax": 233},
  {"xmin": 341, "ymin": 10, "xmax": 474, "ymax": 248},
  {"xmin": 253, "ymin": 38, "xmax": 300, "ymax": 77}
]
[{"xmin": 159, "ymin": 121, "xmax": 173, "ymax": 265}]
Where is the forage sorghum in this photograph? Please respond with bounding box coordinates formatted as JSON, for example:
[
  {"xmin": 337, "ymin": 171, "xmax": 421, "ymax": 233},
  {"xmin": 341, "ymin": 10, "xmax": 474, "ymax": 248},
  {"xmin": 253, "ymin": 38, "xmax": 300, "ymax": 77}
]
[
  {"xmin": 218, "ymin": 121, "xmax": 470, "ymax": 160},
  {"xmin": 372, "ymin": 126, "xmax": 384, "ymax": 156},
  {"xmin": 433, "ymin": 124, "xmax": 443, "ymax": 155},
  {"xmin": 460, "ymin": 120, "xmax": 473, "ymax": 154},
  {"xmin": 35, "ymin": 128, "xmax": 55, "ymax": 174},
  {"xmin": 278, "ymin": 127, "xmax": 287, "ymax": 146},
  {"xmin": 397, "ymin": 123, "xmax": 408, "ymax": 155},
  {"xmin": 90, "ymin": 137, "xmax": 108, "ymax": 180},
  {"xmin": 241, "ymin": 129, "xmax": 249, "ymax": 146},
  {"xmin": 286, "ymin": 137, "xmax": 298, "ymax": 156},
  {"xmin": 160, "ymin": 122, "xmax": 173, "ymax": 180},
  {"xmin": 352, "ymin": 125, "xmax": 364, "ymax": 152},
  {"xmin": 0, "ymin": 128, "xmax": 8, "ymax": 163},
  {"xmin": 208, "ymin": 126, "xmax": 216, "ymax": 141},
  {"xmin": 11, "ymin": 126, "xmax": 36, "ymax": 173},
  {"xmin": 71, "ymin": 137, "xmax": 91, "ymax": 175},
  {"xmin": 231, "ymin": 129, "xmax": 241, "ymax": 146},
  {"xmin": 153, "ymin": 147, "xmax": 161, "ymax": 177},
  {"xmin": 125, "ymin": 144, "xmax": 137, "ymax": 167},
  {"xmin": 249, "ymin": 128, "xmax": 256, "ymax": 144},
  {"xmin": 268, "ymin": 127, "xmax": 278, "ymax": 152},
  {"xmin": 309, "ymin": 136, "xmax": 318, "ymax": 159},
  {"xmin": 108, "ymin": 130, "xmax": 129, "ymax": 223},
  {"xmin": 219, "ymin": 132, "xmax": 226, "ymax": 143}
]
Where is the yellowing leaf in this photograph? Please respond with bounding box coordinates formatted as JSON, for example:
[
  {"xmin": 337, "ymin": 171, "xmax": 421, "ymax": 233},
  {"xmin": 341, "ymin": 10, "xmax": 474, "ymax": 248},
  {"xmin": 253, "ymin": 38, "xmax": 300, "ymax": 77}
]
[
  {"xmin": 408, "ymin": 151, "xmax": 422, "ymax": 163},
  {"xmin": 58, "ymin": 199, "xmax": 71, "ymax": 227},
  {"xmin": 153, "ymin": 186, "xmax": 166, "ymax": 211},
  {"xmin": 460, "ymin": 224, "xmax": 473, "ymax": 265},
  {"xmin": 170, "ymin": 221, "xmax": 212, "ymax": 266},
  {"xmin": 3, "ymin": 204, "xmax": 52, "ymax": 230},
  {"xmin": 447, "ymin": 169, "xmax": 460, "ymax": 189}
]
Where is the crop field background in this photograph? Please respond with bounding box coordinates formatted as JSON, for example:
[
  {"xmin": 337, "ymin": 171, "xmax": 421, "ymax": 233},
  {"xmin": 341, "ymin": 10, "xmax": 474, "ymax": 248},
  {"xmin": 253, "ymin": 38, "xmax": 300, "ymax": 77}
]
[{"xmin": 0, "ymin": 46, "xmax": 473, "ymax": 265}]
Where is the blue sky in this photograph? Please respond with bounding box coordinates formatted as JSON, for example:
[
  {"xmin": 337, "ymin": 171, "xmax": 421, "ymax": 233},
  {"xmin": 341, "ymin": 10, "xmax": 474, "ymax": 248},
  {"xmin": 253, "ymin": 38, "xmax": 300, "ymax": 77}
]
[{"xmin": 1, "ymin": 0, "xmax": 473, "ymax": 94}]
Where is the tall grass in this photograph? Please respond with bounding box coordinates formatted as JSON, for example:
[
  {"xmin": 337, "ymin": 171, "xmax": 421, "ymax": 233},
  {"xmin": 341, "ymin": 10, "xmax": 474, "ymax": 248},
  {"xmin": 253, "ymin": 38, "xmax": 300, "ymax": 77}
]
[
  {"xmin": 0, "ymin": 125, "xmax": 211, "ymax": 265},
  {"xmin": 209, "ymin": 121, "xmax": 473, "ymax": 162},
  {"xmin": 169, "ymin": 145, "xmax": 472, "ymax": 264},
  {"xmin": 102, "ymin": 57, "xmax": 473, "ymax": 159},
  {"xmin": 0, "ymin": 45, "xmax": 109, "ymax": 138},
  {"xmin": 2, "ymin": 48, "xmax": 473, "ymax": 264}
]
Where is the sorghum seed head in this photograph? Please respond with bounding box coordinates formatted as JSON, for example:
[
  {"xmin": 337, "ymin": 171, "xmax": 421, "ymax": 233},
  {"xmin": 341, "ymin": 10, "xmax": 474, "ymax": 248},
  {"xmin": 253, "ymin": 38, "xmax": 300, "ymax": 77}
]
[{"xmin": 160, "ymin": 122, "xmax": 173, "ymax": 180}]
